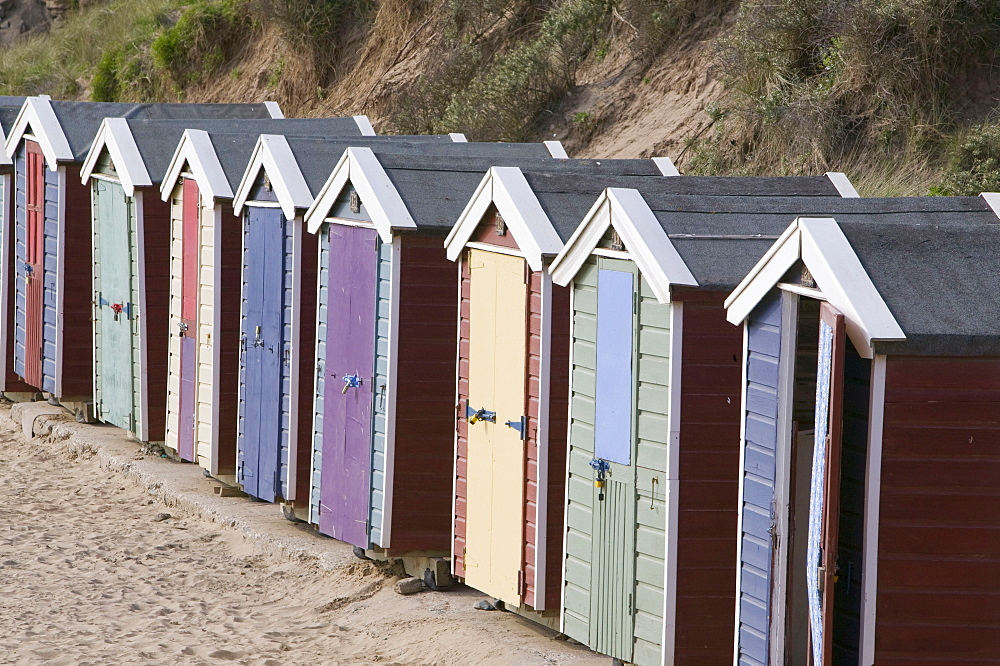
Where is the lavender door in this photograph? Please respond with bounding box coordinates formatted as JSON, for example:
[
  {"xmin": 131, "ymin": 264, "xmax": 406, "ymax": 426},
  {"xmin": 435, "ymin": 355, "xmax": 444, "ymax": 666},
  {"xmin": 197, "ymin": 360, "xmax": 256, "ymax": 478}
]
[
  {"xmin": 239, "ymin": 206, "xmax": 284, "ymax": 501},
  {"xmin": 318, "ymin": 224, "xmax": 378, "ymax": 547},
  {"xmin": 177, "ymin": 178, "xmax": 199, "ymax": 461}
]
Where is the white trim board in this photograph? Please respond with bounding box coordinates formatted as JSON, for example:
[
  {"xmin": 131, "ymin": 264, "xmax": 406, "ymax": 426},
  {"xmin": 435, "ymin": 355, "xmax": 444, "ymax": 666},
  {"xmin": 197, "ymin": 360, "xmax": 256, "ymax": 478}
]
[
  {"xmin": 660, "ymin": 301, "xmax": 683, "ymax": 664},
  {"xmin": 725, "ymin": 217, "xmax": 904, "ymax": 358},
  {"xmin": 80, "ymin": 118, "xmax": 151, "ymax": 196},
  {"xmin": 860, "ymin": 354, "xmax": 887, "ymax": 665},
  {"xmin": 444, "ymin": 166, "xmax": 563, "ymax": 272},
  {"xmin": 303, "ymin": 147, "xmax": 415, "ymax": 243},
  {"xmin": 4, "ymin": 96, "xmax": 71, "ymax": 170},
  {"xmin": 160, "ymin": 129, "xmax": 233, "ymax": 203},
  {"xmin": 233, "ymin": 134, "xmax": 313, "ymax": 221},
  {"xmin": 548, "ymin": 187, "xmax": 696, "ymax": 303}
]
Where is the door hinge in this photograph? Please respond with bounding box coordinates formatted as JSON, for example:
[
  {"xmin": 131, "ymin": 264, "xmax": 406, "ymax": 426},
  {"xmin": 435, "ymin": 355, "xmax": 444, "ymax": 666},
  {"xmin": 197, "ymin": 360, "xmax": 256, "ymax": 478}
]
[{"xmin": 517, "ymin": 569, "xmax": 526, "ymax": 596}]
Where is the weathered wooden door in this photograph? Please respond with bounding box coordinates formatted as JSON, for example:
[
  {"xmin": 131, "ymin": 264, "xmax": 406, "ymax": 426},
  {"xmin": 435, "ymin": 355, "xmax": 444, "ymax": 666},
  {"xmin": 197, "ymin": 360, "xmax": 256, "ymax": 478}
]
[
  {"xmin": 589, "ymin": 265, "xmax": 637, "ymax": 661},
  {"xmin": 95, "ymin": 181, "xmax": 135, "ymax": 430},
  {"xmin": 177, "ymin": 178, "xmax": 199, "ymax": 462},
  {"xmin": 319, "ymin": 224, "xmax": 378, "ymax": 547},
  {"xmin": 23, "ymin": 142, "xmax": 44, "ymax": 388},
  {"xmin": 239, "ymin": 206, "xmax": 284, "ymax": 502},
  {"xmin": 807, "ymin": 303, "xmax": 846, "ymax": 665},
  {"xmin": 464, "ymin": 249, "xmax": 527, "ymax": 605}
]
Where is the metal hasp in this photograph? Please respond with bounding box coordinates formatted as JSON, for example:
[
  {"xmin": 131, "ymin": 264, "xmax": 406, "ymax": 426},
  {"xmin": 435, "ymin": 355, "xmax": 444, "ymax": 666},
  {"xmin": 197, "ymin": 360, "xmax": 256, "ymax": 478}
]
[
  {"xmin": 504, "ymin": 415, "xmax": 527, "ymax": 440},
  {"xmin": 590, "ymin": 458, "xmax": 611, "ymax": 500},
  {"xmin": 466, "ymin": 402, "xmax": 496, "ymax": 424},
  {"xmin": 341, "ymin": 373, "xmax": 362, "ymax": 394},
  {"xmin": 23, "ymin": 263, "xmax": 32, "ymax": 283},
  {"xmin": 98, "ymin": 296, "xmax": 131, "ymax": 320}
]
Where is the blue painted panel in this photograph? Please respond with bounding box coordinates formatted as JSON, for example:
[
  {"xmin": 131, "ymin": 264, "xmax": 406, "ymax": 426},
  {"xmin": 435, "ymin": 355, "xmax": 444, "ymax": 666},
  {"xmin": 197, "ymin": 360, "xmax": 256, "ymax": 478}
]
[
  {"xmin": 238, "ymin": 206, "xmax": 285, "ymax": 502},
  {"xmin": 594, "ymin": 268, "xmax": 634, "ymax": 465},
  {"xmin": 738, "ymin": 292, "xmax": 783, "ymax": 665},
  {"xmin": 12, "ymin": 151, "xmax": 25, "ymax": 378},
  {"xmin": 369, "ymin": 238, "xmax": 390, "ymax": 546},
  {"xmin": 310, "ymin": 226, "xmax": 330, "ymax": 523},
  {"xmin": 41, "ymin": 166, "xmax": 58, "ymax": 393}
]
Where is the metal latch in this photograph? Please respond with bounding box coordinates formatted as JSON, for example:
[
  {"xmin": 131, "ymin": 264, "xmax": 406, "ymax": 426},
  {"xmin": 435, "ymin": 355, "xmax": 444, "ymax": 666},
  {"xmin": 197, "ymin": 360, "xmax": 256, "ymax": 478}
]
[
  {"xmin": 504, "ymin": 416, "xmax": 527, "ymax": 440},
  {"xmin": 177, "ymin": 321, "xmax": 189, "ymax": 336},
  {"xmin": 342, "ymin": 373, "xmax": 362, "ymax": 394},
  {"xmin": 466, "ymin": 403, "xmax": 495, "ymax": 424},
  {"xmin": 590, "ymin": 459, "xmax": 611, "ymax": 500},
  {"xmin": 253, "ymin": 325, "xmax": 264, "ymax": 347},
  {"xmin": 23, "ymin": 263, "xmax": 32, "ymax": 283}
]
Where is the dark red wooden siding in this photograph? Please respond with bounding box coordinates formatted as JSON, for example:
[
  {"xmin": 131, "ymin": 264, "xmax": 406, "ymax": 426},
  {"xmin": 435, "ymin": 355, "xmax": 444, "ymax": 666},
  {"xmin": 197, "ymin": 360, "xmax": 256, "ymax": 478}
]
[
  {"xmin": 59, "ymin": 165, "xmax": 93, "ymax": 398},
  {"xmin": 674, "ymin": 295, "xmax": 742, "ymax": 661},
  {"xmin": 876, "ymin": 356, "xmax": 1000, "ymax": 662},
  {"xmin": 140, "ymin": 191, "xmax": 171, "ymax": 441},
  {"xmin": 387, "ymin": 234, "xmax": 458, "ymax": 551},
  {"xmin": 292, "ymin": 226, "xmax": 318, "ymax": 508},
  {"xmin": 454, "ymin": 253, "xmax": 471, "ymax": 576},
  {"xmin": 215, "ymin": 205, "xmax": 242, "ymax": 475}
]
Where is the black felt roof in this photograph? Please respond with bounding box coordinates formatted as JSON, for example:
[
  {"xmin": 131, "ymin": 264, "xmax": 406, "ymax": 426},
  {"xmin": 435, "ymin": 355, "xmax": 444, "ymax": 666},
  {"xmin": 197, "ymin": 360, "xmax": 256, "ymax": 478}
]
[
  {"xmin": 123, "ymin": 118, "xmax": 372, "ymax": 185},
  {"xmin": 0, "ymin": 97, "xmax": 25, "ymax": 132},
  {"xmin": 639, "ymin": 193, "xmax": 1000, "ymax": 354},
  {"xmin": 40, "ymin": 101, "xmax": 291, "ymax": 162},
  {"xmin": 644, "ymin": 195, "xmax": 998, "ymax": 290}
]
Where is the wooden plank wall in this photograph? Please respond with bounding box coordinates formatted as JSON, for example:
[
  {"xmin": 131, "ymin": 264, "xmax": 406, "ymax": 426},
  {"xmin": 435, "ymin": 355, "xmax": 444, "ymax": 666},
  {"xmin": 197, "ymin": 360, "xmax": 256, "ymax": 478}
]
[
  {"xmin": 141, "ymin": 190, "xmax": 172, "ymax": 442},
  {"xmin": 2, "ymin": 171, "xmax": 30, "ymax": 392},
  {"xmin": 737, "ymin": 292, "xmax": 783, "ymax": 665},
  {"xmin": 58, "ymin": 165, "xmax": 93, "ymax": 398},
  {"xmin": 370, "ymin": 238, "xmax": 392, "ymax": 545},
  {"xmin": 388, "ymin": 234, "xmax": 458, "ymax": 551},
  {"xmin": 453, "ymin": 252, "xmax": 472, "ymax": 576},
  {"xmin": 674, "ymin": 296, "xmax": 742, "ymax": 661},
  {"xmin": 12, "ymin": 148, "xmax": 25, "ymax": 380},
  {"xmin": 876, "ymin": 356, "xmax": 1000, "ymax": 661},
  {"xmin": 292, "ymin": 219, "xmax": 318, "ymax": 507},
  {"xmin": 41, "ymin": 163, "xmax": 59, "ymax": 394},
  {"xmin": 310, "ymin": 226, "xmax": 330, "ymax": 523}
]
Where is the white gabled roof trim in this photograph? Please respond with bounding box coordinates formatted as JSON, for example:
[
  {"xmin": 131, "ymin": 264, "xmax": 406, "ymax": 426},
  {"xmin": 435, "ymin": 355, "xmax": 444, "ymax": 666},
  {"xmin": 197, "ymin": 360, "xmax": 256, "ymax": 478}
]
[
  {"xmin": 4, "ymin": 96, "xmax": 71, "ymax": 171},
  {"xmin": 444, "ymin": 166, "xmax": 563, "ymax": 272},
  {"xmin": 652, "ymin": 157, "xmax": 680, "ymax": 176},
  {"xmin": 264, "ymin": 101, "xmax": 284, "ymax": 119},
  {"xmin": 549, "ymin": 187, "xmax": 697, "ymax": 303},
  {"xmin": 233, "ymin": 134, "xmax": 313, "ymax": 221},
  {"xmin": 448, "ymin": 133, "xmax": 468, "ymax": 142},
  {"xmin": 981, "ymin": 192, "xmax": 1000, "ymax": 219},
  {"xmin": 80, "ymin": 118, "xmax": 151, "ymax": 195},
  {"xmin": 303, "ymin": 146, "xmax": 415, "ymax": 243},
  {"xmin": 544, "ymin": 140, "xmax": 568, "ymax": 158},
  {"xmin": 825, "ymin": 171, "xmax": 859, "ymax": 197},
  {"xmin": 159, "ymin": 129, "xmax": 233, "ymax": 202},
  {"xmin": 353, "ymin": 115, "xmax": 376, "ymax": 136},
  {"xmin": 725, "ymin": 216, "xmax": 905, "ymax": 358}
]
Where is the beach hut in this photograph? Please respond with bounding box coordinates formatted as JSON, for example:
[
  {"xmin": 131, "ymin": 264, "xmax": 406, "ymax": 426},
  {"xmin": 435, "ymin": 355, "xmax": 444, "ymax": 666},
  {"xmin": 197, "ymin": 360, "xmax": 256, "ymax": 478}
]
[
  {"xmin": 156, "ymin": 119, "xmax": 376, "ymax": 482},
  {"xmin": 79, "ymin": 116, "xmax": 332, "ymax": 443},
  {"xmin": 547, "ymin": 179, "xmax": 864, "ymax": 664},
  {"xmin": 0, "ymin": 96, "xmax": 30, "ymax": 399},
  {"xmin": 296, "ymin": 142, "xmax": 564, "ymax": 547},
  {"xmin": 443, "ymin": 159, "xmax": 698, "ymax": 618},
  {"xmin": 228, "ymin": 133, "xmax": 482, "ymax": 509},
  {"xmin": 1, "ymin": 98, "xmax": 282, "ymax": 415},
  {"xmin": 723, "ymin": 197, "xmax": 1000, "ymax": 664}
]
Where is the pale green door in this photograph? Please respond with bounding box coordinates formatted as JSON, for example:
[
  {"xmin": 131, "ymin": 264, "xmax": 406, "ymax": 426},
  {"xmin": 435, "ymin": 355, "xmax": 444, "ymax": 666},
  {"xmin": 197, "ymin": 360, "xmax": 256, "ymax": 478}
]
[
  {"xmin": 96, "ymin": 180, "xmax": 136, "ymax": 431},
  {"xmin": 589, "ymin": 259, "xmax": 638, "ymax": 661}
]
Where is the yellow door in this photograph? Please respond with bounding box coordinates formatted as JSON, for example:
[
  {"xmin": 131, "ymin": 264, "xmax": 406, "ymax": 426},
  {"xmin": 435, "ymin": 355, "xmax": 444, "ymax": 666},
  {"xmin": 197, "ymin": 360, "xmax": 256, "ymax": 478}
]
[{"xmin": 465, "ymin": 249, "xmax": 527, "ymax": 605}]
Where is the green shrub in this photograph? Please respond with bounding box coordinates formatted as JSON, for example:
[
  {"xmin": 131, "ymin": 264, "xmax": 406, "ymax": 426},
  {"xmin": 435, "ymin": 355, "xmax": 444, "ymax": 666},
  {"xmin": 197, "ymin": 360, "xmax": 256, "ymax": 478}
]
[
  {"xmin": 151, "ymin": 0, "xmax": 246, "ymax": 84},
  {"xmin": 931, "ymin": 123, "xmax": 1000, "ymax": 195}
]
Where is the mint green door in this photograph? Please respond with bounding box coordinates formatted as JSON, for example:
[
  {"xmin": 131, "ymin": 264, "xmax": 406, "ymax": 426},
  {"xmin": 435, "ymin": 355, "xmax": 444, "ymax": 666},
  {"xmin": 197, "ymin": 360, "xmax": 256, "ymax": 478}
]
[{"xmin": 95, "ymin": 180, "xmax": 136, "ymax": 432}]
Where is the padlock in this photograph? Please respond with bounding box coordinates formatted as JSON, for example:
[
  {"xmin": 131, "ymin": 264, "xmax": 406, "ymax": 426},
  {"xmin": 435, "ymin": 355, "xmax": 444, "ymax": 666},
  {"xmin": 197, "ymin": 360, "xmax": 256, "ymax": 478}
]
[{"xmin": 594, "ymin": 479, "xmax": 604, "ymax": 489}]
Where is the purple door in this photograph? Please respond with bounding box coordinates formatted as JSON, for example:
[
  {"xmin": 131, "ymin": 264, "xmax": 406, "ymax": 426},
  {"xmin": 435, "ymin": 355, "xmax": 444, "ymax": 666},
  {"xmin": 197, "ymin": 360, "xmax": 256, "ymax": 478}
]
[
  {"xmin": 239, "ymin": 207, "xmax": 284, "ymax": 501},
  {"xmin": 319, "ymin": 224, "xmax": 378, "ymax": 547}
]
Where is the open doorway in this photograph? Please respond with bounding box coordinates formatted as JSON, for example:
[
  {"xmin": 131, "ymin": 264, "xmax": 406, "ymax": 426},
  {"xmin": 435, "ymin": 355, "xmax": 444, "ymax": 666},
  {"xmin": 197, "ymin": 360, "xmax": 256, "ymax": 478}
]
[{"xmin": 779, "ymin": 294, "xmax": 871, "ymax": 664}]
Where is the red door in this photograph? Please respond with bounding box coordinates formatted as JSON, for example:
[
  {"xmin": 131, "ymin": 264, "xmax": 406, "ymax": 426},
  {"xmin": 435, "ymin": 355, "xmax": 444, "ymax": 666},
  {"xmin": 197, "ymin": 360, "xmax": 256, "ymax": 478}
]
[
  {"xmin": 177, "ymin": 178, "xmax": 199, "ymax": 461},
  {"xmin": 23, "ymin": 141, "xmax": 44, "ymax": 388}
]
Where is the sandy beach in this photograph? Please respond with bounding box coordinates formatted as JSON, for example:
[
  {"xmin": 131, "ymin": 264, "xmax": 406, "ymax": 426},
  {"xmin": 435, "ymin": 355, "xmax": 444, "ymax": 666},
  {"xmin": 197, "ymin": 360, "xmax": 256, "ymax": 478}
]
[{"xmin": 0, "ymin": 407, "xmax": 604, "ymax": 666}]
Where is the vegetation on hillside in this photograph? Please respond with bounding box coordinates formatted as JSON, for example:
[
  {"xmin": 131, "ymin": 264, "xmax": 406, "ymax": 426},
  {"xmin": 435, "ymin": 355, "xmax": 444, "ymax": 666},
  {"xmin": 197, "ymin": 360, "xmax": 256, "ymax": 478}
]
[{"xmin": 0, "ymin": 0, "xmax": 999, "ymax": 194}]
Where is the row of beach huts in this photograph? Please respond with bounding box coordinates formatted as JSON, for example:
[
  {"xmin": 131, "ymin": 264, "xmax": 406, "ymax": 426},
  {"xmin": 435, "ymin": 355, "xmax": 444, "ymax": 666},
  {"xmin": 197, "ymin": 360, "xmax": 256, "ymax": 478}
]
[{"xmin": 0, "ymin": 95, "xmax": 996, "ymax": 665}]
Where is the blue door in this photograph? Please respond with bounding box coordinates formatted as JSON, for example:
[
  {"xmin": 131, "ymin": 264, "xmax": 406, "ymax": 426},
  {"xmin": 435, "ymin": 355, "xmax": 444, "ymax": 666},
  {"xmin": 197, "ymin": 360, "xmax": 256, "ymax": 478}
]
[{"xmin": 239, "ymin": 206, "xmax": 284, "ymax": 501}]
